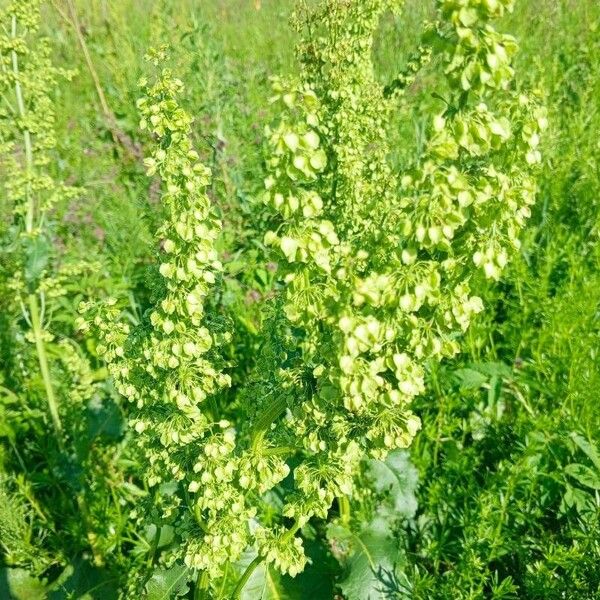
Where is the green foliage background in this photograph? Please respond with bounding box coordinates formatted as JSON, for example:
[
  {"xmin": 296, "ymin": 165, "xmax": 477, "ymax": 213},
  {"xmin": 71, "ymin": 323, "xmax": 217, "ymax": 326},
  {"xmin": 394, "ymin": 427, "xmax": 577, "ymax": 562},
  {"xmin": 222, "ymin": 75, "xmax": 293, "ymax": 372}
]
[{"xmin": 0, "ymin": 0, "xmax": 599, "ymax": 598}]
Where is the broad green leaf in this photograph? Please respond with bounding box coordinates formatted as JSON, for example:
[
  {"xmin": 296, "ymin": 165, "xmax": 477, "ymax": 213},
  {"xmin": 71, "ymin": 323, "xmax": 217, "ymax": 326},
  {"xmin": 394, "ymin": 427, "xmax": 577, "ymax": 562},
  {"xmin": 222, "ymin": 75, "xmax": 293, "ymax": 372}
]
[
  {"xmin": 564, "ymin": 463, "xmax": 600, "ymax": 490},
  {"xmin": 240, "ymin": 536, "xmax": 337, "ymax": 600},
  {"xmin": 24, "ymin": 235, "xmax": 50, "ymax": 285},
  {"xmin": 367, "ymin": 450, "xmax": 418, "ymax": 522},
  {"xmin": 0, "ymin": 568, "xmax": 46, "ymax": 600},
  {"xmin": 569, "ymin": 432, "xmax": 600, "ymax": 470},
  {"xmin": 86, "ymin": 396, "xmax": 124, "ymax": 442},
  {"xmin": 327, "ymin": 522, "xmax": 404, "ymax": 600},
  {"xmin": 241, "ymin": 561, "xmax": 287, "ymax": 600},
  {"xmin": 48, "ymin": 558, "xmax": 118, "ymax": 599},
  {"xmin": 454, "ymin": 368, "xmax": 488, "ymax": 389},
  {"xmin": 474, "ymin": 362, "xmax": 512, "ymax": 378},
  {"xmin": 282, "ymin": 535, "xmax": 339, "ymax": 600},
  {"xmin": 560, "ymin": 484, "xmax": 592, "ymax": 515},
  {"xmin": 145, "ymin": 564, "xmax": 190, "ymax": 600},
  {"xmin": 144, "ymin": 524, "xmax": 175, "ymax": 550}
]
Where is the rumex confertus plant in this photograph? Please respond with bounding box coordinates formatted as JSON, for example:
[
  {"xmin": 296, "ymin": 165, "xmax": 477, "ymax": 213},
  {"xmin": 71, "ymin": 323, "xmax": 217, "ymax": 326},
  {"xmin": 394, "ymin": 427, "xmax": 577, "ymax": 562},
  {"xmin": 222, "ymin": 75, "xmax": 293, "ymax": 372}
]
[
  {"xmin": 76, "ymin": 0, "xmax": 544, "ymax": 597},
  {"xmin": 0, "ymin": 0, "xmax": 133, "ymax": 580},
  {"xmin": 257, "ymin": 0, "xmax": 545, "ymax": 579},
  {"xmin": 0, "ymin": 0, "xmax": 79, "ymax": 446}
]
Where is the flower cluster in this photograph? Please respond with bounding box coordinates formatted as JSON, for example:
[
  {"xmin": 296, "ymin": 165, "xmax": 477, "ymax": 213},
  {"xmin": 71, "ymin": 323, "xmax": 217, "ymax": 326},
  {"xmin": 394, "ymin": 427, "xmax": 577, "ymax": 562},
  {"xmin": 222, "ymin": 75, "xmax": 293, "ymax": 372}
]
[
  {"xmin": 79, "ymin": 54, "xmax": 292, "ymax": 589},
  {"xmin": 0, "ymin": 1, "xmax": 128, "ymax": 575},
  {"xmin": 80, "ymin": 0, "xmax": 545, "ymax": 592},
  {"xmin": 0, "ymin": 0, "xmax": 78, "ymax": 244},
  {"xmin": 0, "ymin": 0, "xmax": 92, "ymax": 440},
  {"xmin": 256, "ymin": 0, "xmax": 546, "ymax": 575}
]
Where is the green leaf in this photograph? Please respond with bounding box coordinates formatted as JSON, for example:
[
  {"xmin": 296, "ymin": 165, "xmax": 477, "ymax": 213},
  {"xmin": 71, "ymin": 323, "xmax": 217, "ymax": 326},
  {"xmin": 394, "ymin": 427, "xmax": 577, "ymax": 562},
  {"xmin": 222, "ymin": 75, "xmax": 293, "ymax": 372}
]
[
  {"xmin": 86, "ymin": 396, "xmax": 124, "ymax": 442},
  {"xmin": 240, "ymin": 536, "xmax": 337, "ymax": 600},
  {"xmin": 367, "ymin": 450, "xmax": 418, "ymax": 522},
  {"xmin": 144, "ymin": 524, "xmax": 175, "ymax": 550},
  {"xmin": 560, "ymin": 483, "xmax": 592, "ymax": 515},
  {"xmin": 241, "ymin": 561, "xmax": 287, "ymax": 600},
  {"xmin": 487, "ymin": 375, "xmax": 502, "ymax": 405},
  {"xmin": 454, "ymin": 368, "xmax": 488, "ymax": 389},
  {"xmin": 327, "ymin": 522, "xmax": 404, "ymax": 600},
  {"xmin": 24, "ymin": 235, "xmax": 51, "ymax": 285},
  {"xmin": 473, "ymin": 361, "xmax": 513, "ymax": 378},
  {"xmin": 569, "ymin": 432, "xmax": 600, "ymax": 470},
  {"xmin": 0, "ymin": 568, "xmax": 47, "ymax": 600},
  {"xmin": 564, "ymin": 463, "xmax": 600, "ymax": 490},
  {"xmin": 145, "ymin": 564, "xmax": 190, "ymax": 600},
  {"xmin": 48, "ymin": 558, "xmax": 118, "ymax": 599}
]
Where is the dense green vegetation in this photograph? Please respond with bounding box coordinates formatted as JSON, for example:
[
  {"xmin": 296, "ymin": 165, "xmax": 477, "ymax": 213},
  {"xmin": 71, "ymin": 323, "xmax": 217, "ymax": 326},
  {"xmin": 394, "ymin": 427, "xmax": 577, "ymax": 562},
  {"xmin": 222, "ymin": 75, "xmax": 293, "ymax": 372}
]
[{"xmin": 0, "ymin": 0, "xmax": 598, "ymax": 598}]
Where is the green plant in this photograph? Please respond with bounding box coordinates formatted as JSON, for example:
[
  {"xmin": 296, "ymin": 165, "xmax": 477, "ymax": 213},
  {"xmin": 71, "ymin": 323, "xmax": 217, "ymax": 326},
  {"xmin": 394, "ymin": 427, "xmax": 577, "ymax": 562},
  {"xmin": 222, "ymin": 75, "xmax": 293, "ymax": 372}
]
[
  {"xmin": 7, "ymin": 0, "xmax": 600, "ymax": 598},
  {"xmin": 77, "ymin": 0, "xmax": 546, "ymax": 596},
  {"xmin": 256, "ymin": 0, "xmax": 544, "ymax": 588},
  {"xmin": 0, "ymin": 1, "xmax": 134, "ymax": 592}
]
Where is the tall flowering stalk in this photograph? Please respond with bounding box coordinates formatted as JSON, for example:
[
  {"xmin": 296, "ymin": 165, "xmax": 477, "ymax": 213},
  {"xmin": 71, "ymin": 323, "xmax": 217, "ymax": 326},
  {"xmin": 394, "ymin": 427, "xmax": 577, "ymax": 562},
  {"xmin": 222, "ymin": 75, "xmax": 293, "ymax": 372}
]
[
  {"xmin": 256, "ymin": 0, "xmax": 547, "ymax": 578},
  {"xmin": 0, "ymin": 0, "xmax": 126, "ymax": 572},
  {"xmin": 82, "ymin": 0, "xmax": 546, "ymax": 595},
  {"xmin": 0, "ymin": 0, "xmax": 80, "ymax": 443},
  {"xmin": 80, "ymin": 50, "xmax": 290, "ymax": 594}
]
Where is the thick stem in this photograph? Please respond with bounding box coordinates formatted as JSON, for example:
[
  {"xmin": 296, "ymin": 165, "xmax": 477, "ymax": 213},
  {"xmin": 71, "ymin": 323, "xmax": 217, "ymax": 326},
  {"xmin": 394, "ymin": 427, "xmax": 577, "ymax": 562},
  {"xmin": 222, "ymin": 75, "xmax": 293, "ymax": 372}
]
[
  {"xmin": 194, "ymin": 571, "xmax": 209, "ymax": 600},
  {"xmin": 147, "ymin": 525, "xmax": 162, "ymax": 568},
  {"xmin": 231, "ymin": 555, "xmax": 264, "ymax": 600},
  {"xmin": 261, "ymin": 445, "xmax": 298, "ymax": 457},
  {"xmin": 282, "ymin": 518, "xmax": 302, "ymax": 543},
  {"xmin": 338, "ymin": 495, "xmax": 350, "ymax": 524}
]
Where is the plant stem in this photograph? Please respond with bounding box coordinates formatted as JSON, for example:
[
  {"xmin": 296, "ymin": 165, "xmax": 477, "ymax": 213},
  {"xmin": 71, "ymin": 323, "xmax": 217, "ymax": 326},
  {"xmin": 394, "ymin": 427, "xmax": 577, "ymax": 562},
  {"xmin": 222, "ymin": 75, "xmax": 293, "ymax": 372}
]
[
  {"xmin": 63, "ymin": 0, "xmax": 112, "ymax": 119},
  {"xmin": 338, "ymin": 495, "xmax": 350, "ymax": 524},
  {"xmin": 231, "ymin": 554, "xmax": 264, "ymax": 600},
  {"xmin": 216, "ymin": 563, "xmax": 230, "ymax": 599},
  {"xmin": 261, "ymin": 445, "xmax": 298, "ymax": 457},
  {"xmin": 11, "ymin": 15, "xmax": 34, "ymax": 233},
  {"xmin": 251, "ymin": 395, "xmax": 287, "ymax": 452},
  {"xmin": 51, "ymin": 0, "xmax": 140, "ymax": 160},
  {"xmin": 282, "ymin": 518, "xmax": 302, "ymax": 542},
  {"xmin": 194, "ymin": 571, "xmax": 209, "ymax": 600},
  {"xmin": 147, "ymin": 525, "xmax": 162, "ymax": 568},
  {"xmin": 28, "ymin": 294, "xmax": 64, "ymax": 448},
  {"xmin": 11, "ymin": 16, "xmax": 63, "ymax": 447}
]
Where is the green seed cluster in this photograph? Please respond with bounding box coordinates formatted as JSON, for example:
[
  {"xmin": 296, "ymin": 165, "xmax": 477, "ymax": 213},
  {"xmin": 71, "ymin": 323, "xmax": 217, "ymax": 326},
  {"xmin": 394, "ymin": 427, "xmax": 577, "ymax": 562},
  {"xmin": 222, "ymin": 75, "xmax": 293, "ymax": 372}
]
[
  {"xmin": 257, "ymin": 0, "xmax": 546, "ymax": 574},
  {"xmin": 1, "ymin": 0, "xmax": 95, "ymax": 422},
  {"xmin": 0, "ymin": 0, "xmax": 77, "ymax": 240},
  {"xmin": 81, "ymin": 0, "xmax": 546, "ymax": 590},
  {"xmin": 79, "ymin": 53, "xmax": 292, "ymax": 584}
]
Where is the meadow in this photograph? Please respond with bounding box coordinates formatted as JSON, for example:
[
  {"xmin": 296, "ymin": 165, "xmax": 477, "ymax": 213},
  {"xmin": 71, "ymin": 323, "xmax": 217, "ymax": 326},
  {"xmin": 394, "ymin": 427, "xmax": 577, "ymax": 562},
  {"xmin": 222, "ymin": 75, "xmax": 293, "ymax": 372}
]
[{"xmin": 0, "ymin": 0, "xmax": 599, "ymax": 598}]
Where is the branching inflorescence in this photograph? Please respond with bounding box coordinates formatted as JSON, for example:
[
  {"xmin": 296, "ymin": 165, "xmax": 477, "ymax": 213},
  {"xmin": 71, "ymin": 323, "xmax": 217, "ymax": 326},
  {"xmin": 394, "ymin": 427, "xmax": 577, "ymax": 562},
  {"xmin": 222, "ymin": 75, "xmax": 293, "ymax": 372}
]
[
  {"xmin": 80, "ymin": 0, "xmax": 546, "ymax": 595},
  {"xmin": 258, "ymin": 0, "xmax": 546, "ymax": 580},
  {"xmin": 0, "ymin": 0, "xmax": 89, "ymax": 443},
  {"xmin": 0, "ymin": 0, "xmax": 122, "ymax": 572},
  {"xmin": 79, "ymin": 49, "xmax": 291, "ymax": 591}
]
